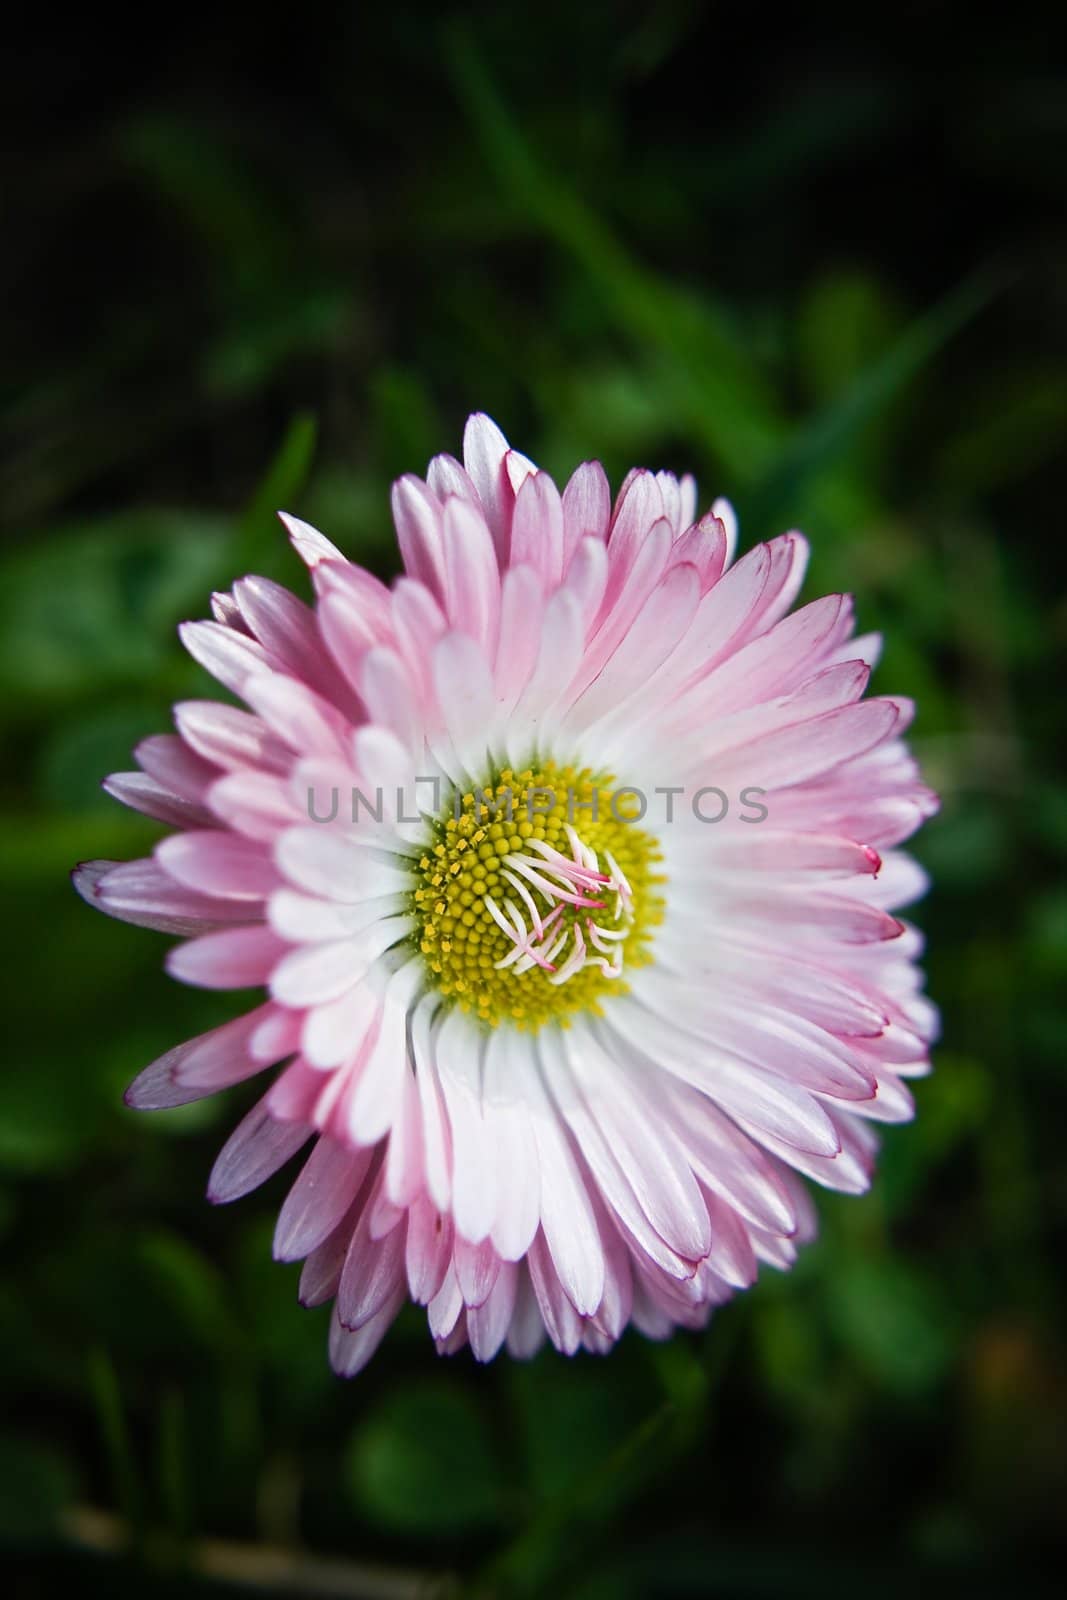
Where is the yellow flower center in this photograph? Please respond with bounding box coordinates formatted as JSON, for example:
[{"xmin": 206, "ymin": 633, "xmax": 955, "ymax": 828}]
[{"xmin": 412, "ymin": 763, "xmax": 664, "ymax": 1030}]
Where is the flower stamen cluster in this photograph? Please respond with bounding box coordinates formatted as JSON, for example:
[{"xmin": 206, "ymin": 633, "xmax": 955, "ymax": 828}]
[{"xmin": 412, "ymin": 765, "xmax": 662, "ymax": 1028}]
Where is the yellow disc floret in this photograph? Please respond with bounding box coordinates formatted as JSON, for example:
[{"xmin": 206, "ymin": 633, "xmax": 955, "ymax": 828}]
[{"xmin": 411, "ymin": 763, "xmax": 664, "ymax": 1030}]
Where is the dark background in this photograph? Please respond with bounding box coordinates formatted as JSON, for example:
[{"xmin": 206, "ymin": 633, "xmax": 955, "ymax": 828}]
[{"xmin": 3, "ymin": 4, "xmax": 1066, "ymax": 1595}]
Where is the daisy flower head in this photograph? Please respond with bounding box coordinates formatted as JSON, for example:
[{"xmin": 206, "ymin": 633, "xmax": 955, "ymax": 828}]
[{"xmin": 75, "ymin": 414, "xmax": 939, "ymax": 1375}]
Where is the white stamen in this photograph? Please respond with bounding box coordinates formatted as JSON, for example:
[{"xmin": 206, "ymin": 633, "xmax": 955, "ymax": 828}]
[
  {"xmin": 482, "ymin": 824, "xmax": 638, "ymax": 991},
  {"xmin": 604, "ymin": 849, "xmax": 633, "ymax": 920},
  {"xmin": 484, "ymin": 893, "xmax": 519, "ymax": 940},
  {"xmin": 525, "ymin": 836, "xmax": 607, "ymax": 889},
  {"xmin": 500, "ymin": 866, "xmax": 546, "ymax": 939},
  {"xmin": 508, "ymin": 854, "xmax": 601, "ymax": 909},
  {"xmin": 564, "ymin": 824, "xmax": 601, "ymax": 876},
  {"xmin": 588, "ymin": 949, "xmax": 624, "ymax": 979},
  {"xmin": 548, "ymin": 922, "xmax": 587, "ymax": 985}
]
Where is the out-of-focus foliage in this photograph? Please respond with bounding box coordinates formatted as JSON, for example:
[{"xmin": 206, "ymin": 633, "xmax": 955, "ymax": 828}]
[{"xmin": 3, "ymin": 3, "xmax": 1066, "ymax": 1595}]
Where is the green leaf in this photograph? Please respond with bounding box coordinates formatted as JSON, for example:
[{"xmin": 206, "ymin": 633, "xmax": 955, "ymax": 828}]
[
  {"xmin": 826, "ymin": 1258, "xmax": 956, "ymax": 1395},
  {"xmin": 444, "ymin": 23, "xmax": 782, "ymax": 477},
  {"xmin": 880, "ymin": 1054, "xmax": 991, "ymax": 1211},
  {"xmin": 753, "ymin": 269, "xmax": 1004, "ymax": 524},
  {"xmin": 1025, "ymin": 888, "xmax": 1067, "ymax": 977},
  {"xmin": 300, "ymin": 467, "xmax": 400, "ymax": 576},
  {"xmin": 346, "ymin": 1379, "xmax": 506, "ymax": 1536},
  {"xmin": 369, "ymin": 367, "xmax": 441, "ymax": 479},
  {"xmin": 0, "ymin": 1434, "xmax": 79, "ymax": 1546},
  {"xmin": 233, "ymin": 1219, "xmax": 331, "ymax": 1411},
  {"xmin": 0, "ymin": 1057, "xmax": 104, "ymax": 1175},
  {"xmin": 133, "ymin": 1230, "xmax": 241, "ymax": 1354},
  {"xmin": 205, "ymin": 292, "xmax": 350, "ymax": 399},
  {"xmin": 38, "ymin": 700, "xmax": 170, "ymax": 815},
  {"xmin": 0, "ymin": 814, "xmax": 158, "ymax": 885},
  {"xmin": 511, "ymin": 1360, "xmax": 645, "ymax": 1505},
  {"xmin": 938, "ymin": 367, "xmax": 1067, "ymax": 491},
  {"xmin": 118, "ymin": 116, "xmax": 292, "ymax": 287},
  {"xmin": 156, "ymin": 1388, "xmax": 193, "ymax": 1548},
  {"xmin": 0, "ymin": 512, "xmax": 227, "ymax": 707},
  {"xmin": 795, "ymin": 270, "xmax": 903, "ymax": 405},
  {"xmin": 234, "ymin": 413, "xmax": 318, "ymax": 579},
  {"xmin": 88, "ymin": 1347, "xmax": 143, "ymax": 1547}
]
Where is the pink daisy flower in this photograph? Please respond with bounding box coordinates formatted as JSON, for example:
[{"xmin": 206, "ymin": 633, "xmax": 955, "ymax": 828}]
[{"xmin": 75, "ymin": 414, "xmax": 938, "ymax": 1375}]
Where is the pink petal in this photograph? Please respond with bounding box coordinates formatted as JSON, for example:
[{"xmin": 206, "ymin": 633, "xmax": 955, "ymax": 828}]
[
  {"xmin": 510, "ymin": 469, "xmax": 564, "ymax": 587},
  {"xmin": 156, "ymin": 830, "xmax": 279, "ymax": 900},
  {"xmin": 440, "ymin": 496, "xmax": 501, "ymax": 650},
  {"xmin": 103, "ymin": 772, "xmax": 214, "ymax": 829},
  {"xmin": 278, "ymin": 511, "xmax": 346, "ymax": 569},
  {"xmin": 561, "ymin": 460, "xmax": 611, "ymax": 566},
  {"xmin": 405, "ymin": 1194, "xmax": 454, "ymax": 1305},
  {"xmin": 274, "ymin": 1136, "xmax": 375, "ymax": 1262},
  {"xmin": 208, "ymin": 1096, "xmax": 311, "ymax": 1203},
  {"xmin": 336, "ymin": 1199, "xmax": 407, "ymax": 1331},
  {"xmin": 329, "ymin": 1286, "xmax": 406, "ymax": 1377},
  {"xmin": 125, "ymin": 1002, "xmax": 283, "ymax": 1109},
  {"xmin": 462, "ymin": 412, "xmax": 513, "ymax": 561},
  {"xmin": 468, "ymin": 1261, "xmax": 519, "ymax": 1362},
  {"xmin": 174, "ymin": 701, "xmax": 289, "ymax": 774},
  {"xmin": 167, "ymin": 925, "xmax": 286, "ymax": 988},
  {"xmin": 74, "ymin": 859, "xmax": 258, "ymax": 936},
  {"xmin": 390, "ymin": 475, "xmax": 447, "ymax": 596},
  {"xmin": 179, "ymin": 620, "xmax": 270, "ymax": 698},
  {"xmin": 135, "ymin": 734, "xmax": 217, "ymax": 801}
]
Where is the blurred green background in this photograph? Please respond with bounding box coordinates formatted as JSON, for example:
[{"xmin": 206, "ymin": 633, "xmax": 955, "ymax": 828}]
[{"xmin": 3, "ymin": 4, "xmax": 1066, "ymax": 1595}]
